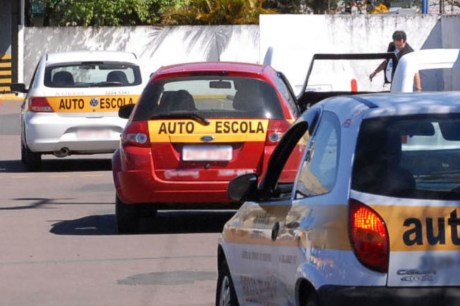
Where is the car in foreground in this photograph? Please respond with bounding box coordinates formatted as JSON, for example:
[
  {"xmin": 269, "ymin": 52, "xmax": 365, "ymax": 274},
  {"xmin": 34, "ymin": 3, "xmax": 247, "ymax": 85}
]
[
  {"xmin": 11, "ymin": 50, "xmax": 144, "ymax": 171},
  {"xmin": 216, "ymin": 91, "xmax": 460, "ymax": 306},
  {"xmin": 112, "ymin": 61, "xmax": 300, "ymax": 233}
]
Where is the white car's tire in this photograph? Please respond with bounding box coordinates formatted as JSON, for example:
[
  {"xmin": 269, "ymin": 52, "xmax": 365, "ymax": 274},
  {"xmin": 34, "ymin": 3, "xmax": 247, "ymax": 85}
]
[
  {"xmin": 21, "ymin": 142, "xmax": 42, "ymax": 171},
  {"xmin": 215, "ymin": 259, "xmax": 239, "ymax": 306}
]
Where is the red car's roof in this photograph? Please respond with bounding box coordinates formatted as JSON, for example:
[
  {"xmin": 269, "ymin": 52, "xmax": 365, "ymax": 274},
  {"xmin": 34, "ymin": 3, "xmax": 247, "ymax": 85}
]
[{"xmin": 152, "ymin": 61, "xmax": 275, "ymax": 78}]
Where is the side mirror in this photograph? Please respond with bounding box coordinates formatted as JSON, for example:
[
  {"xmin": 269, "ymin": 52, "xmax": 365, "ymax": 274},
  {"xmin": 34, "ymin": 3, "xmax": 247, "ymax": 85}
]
[
  {"xmin": 118, "ymin": 104, "xmax": 135, "ymax": 119},
  {"xmin": 10, "ymin": 83, "xmax": 28, "ymax": 93},
  {"xmin": 228, "ymin": 173, "xmax": 258, "ymax": 202}
]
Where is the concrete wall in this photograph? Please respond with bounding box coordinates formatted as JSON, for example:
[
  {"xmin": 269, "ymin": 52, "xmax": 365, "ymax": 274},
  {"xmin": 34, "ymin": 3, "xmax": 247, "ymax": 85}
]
[
  {"xmin": 22, "ymin": 15, "xmax": 460, "ymax": 94},
  {"xmin": 259, "ymin": 14, "xmax": 450, "ymax": 93},
  {"xmin": 23, "ymin": 25, "xmax": 260, "ymax": 85}
]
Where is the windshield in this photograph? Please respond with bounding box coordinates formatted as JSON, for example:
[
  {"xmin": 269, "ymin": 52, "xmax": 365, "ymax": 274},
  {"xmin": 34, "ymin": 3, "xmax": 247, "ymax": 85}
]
[
  {"xmin": 352, "ymin": 114, "xmax": 460, "ymax": 199},
  {"xmin": 133, "ymin": 76, "xmax": 284, "ymax": 121},
  {"xmin": 44, "ymin": 62, "xmax": 142, "ymax": 88}
]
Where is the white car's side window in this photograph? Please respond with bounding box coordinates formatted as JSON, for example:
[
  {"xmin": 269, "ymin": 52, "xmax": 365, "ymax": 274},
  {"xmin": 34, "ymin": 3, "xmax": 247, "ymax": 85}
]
[{"xmin": 295, "ymin": 112, "xmax": 340, "ymax": 199}]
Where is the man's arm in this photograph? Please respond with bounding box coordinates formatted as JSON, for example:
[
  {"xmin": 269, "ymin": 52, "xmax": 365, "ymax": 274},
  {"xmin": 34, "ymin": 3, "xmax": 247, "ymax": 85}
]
[
  {"xmin": 369, "ymin": 60, "xmax": 387, "ymax": 81},
  {"xmin": 414, "ymin": 71, "xmax": 422, "ymax": 92}
]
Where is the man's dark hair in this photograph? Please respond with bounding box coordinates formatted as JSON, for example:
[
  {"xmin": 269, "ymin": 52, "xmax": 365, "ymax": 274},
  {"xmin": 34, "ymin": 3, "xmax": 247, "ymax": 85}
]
[{"xmin": 392, "ymin": 30, "xmax": 407, "ymax": 42}]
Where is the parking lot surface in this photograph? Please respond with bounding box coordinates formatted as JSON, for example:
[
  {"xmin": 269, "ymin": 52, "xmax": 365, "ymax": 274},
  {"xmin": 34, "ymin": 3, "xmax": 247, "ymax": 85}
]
[{"xmin": 0, "ymin": 100, "xmax": 234, "ymax": 306}]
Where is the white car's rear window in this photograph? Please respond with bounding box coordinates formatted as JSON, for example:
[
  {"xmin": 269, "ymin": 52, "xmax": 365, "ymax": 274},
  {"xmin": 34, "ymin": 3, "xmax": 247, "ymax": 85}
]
[
  {"xmin": 352, "ymin": 115, "xmax": 460, "ymax": 199},
  {"xmin": 45, "ymin": 62, "xmax": 142, "ymax": 88}
]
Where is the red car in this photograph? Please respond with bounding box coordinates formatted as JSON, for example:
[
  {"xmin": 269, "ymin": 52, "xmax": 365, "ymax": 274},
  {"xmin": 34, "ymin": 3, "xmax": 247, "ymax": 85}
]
[{"xmin": 112, "ymin": 61, "xmax": 300, "ymax": 233}]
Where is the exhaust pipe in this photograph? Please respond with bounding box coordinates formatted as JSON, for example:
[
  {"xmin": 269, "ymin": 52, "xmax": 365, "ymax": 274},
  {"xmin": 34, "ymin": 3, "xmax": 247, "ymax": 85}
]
[{"xmin": 54, "ymin": 147, "xmax": 70, "ymax": 158}]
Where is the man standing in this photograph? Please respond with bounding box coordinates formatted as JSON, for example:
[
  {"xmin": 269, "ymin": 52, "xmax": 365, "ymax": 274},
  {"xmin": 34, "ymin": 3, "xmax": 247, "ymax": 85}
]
[{"xmin": 369, "ymin": 30, "xmax": 422, "ymax": 91}]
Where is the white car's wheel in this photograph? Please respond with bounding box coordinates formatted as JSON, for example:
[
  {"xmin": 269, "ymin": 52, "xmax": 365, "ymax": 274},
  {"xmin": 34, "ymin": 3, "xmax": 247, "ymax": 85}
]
[
  {"xmin": 216, "ymin": 260, "xmax": 238, "ymax": 306},
  {"xmin": 305, "ymin": 293, "xmax": 321, "ymax": 306},
  {"xmin": 21, "ymin": 142, "xmax": 41, "ymax": 171}
]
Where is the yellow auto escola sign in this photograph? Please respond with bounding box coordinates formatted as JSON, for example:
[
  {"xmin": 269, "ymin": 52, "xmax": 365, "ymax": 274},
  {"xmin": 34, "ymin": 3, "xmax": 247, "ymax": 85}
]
[
  {"xmin": 46, "ymin": 95, "xmax": 138, "ymax": 112},
  {"xmin": 375, "ymin": 205, "xmax": 460, "ymax": 252},
  {"xmin": 149, "ymin": 119, "xmax": 269, "ymax": 143}
]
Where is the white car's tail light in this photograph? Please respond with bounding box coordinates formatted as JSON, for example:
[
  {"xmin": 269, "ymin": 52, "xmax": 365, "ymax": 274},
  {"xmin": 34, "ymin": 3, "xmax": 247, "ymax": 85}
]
[
  {"xmin": 29, "ymin": 97, "xmax": 54, "ymax": 112},
  {"xmin": 121, "ymin": 121, "xmax": 150, "ymax": 147},
  {"xmin": 349, "ymin": 199, "xmax": 389, "ymax": 273}
]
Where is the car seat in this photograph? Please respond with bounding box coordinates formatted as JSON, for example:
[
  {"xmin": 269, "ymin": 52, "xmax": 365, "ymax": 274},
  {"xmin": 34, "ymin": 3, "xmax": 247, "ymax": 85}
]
[
  {"xmin": 157, "ymin": 90, "xmax": 196, "ymax": 113},
  {"xmin": 352, "ymin": 129, "xmax": 415, "ymax": 197},
  {"xmin": 175, "ymin": 90, "xmax": 196, "ymax": 112},
  {"xmin": 106, "ymin": 71, "xmax": 129, "ymax": 85},
  {"xmin": 233, "ymin": 83, "xmax": 265, "ymax": 115},
  {"xmin": 380, "ymin": 131, "xmax": 416, "ymax": 195},
  {"xmin": 52, "ymin": 71, "xmax": 74, "ymax": 87}
]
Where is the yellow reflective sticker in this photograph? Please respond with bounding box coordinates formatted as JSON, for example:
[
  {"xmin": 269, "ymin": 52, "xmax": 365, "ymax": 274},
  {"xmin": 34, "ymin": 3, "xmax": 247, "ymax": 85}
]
[
  {"xmin": 224, "ymin": 203, "xmax": 460, "ymax": 252},
  {"xmin": 148, "ymin": 119, "xmax": 269, "ymax": 143},
  {"xmin": 223, "ymin": 204, "xmax": 351, "ymax": 249},
  {"xmin": 374, "ymin": 205, "xmax": 460, "ymax": 251},
  {"xmin": 46, "ymin": 95, "xmax": 138, "ymax": 112}
]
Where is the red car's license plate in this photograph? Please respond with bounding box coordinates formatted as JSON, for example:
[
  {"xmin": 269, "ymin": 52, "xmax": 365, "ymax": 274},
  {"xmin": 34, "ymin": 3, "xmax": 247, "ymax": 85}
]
[{"xmin": 182, "ymin": 145, "xmax": 232, "ymax": 161}]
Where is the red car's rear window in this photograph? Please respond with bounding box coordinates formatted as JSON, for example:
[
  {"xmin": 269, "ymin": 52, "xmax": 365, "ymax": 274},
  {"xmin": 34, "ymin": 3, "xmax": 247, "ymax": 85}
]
[{"xmin": 133, "ymin": 76, "xmax": 284, "ymax": 120}]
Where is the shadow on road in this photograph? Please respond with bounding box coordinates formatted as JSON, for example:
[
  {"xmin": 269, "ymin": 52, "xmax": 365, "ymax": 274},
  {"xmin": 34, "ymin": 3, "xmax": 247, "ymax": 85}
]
[
  {"xmin": 0, "ymin": 158, "xmax": 112, "ymax": 173},
  {"xmin": 50, "ymin": 210, "xmax": 236, "ymax": 235}
]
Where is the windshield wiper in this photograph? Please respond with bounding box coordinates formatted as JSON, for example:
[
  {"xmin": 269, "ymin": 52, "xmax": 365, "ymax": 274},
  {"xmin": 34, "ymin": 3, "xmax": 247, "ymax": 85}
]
[
  {"xmin": 89, "ymin": 81, "xmax": 124, "ymax": 87},
  {"xmin": 149, "ymin": 112, "xmax": 210, "ymax": 126}
]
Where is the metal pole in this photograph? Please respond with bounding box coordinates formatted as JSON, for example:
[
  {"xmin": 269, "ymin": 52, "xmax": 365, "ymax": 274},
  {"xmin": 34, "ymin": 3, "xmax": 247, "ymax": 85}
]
[{"xmin": 422, "ymin": 0, "xmax": 428, "ymax": 15}]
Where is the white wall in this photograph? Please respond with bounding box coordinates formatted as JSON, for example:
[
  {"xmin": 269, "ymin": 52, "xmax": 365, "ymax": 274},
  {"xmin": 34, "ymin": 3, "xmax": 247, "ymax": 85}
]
[
  {"xmin": 23, "ymin": 25, "xmax": 260, "ymax": 84},
  {"xmin": 22, "ymin": 15, "xmax": 460, "ymax": 93},
  {"xmin": 259, "ymin": 14, "xmax": 442, "ymax": 93}
]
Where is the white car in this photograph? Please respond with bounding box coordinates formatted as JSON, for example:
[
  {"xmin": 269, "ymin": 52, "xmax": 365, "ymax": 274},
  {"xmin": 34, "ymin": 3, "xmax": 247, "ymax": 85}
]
[
  {"xmin": 11, "ymin": 51, "xmax": 145, "ymax": 170},
  {"xmin": 216, "ymin": 92, "xmax": 460, "ymax": 306},
  {"xmin": 391, "ymin": 48, "xmax": 460, "ymax": 93}
]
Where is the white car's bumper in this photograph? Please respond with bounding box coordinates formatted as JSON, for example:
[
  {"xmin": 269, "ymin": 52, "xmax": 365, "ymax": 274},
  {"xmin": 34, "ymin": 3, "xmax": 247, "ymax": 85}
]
[{"xmin": 23, "ymin": 112, "xmax": 127, "ymax": 154}]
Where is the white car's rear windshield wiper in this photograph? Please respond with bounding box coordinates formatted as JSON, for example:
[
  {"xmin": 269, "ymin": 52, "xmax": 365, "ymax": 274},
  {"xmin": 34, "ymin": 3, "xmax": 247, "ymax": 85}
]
[
  {"xmin": 149, "ymin": 112, "xmax": 210, "ymax": 126},
  {"xmin": 89, "ymin": 81, "xmax": 125, "ymax": 87}
]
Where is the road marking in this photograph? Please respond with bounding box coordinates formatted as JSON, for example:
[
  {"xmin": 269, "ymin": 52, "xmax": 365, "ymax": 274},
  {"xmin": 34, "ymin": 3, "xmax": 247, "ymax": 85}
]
[
  {"xmin": 0, "ymin": 255, "xmax": 215, "ymax": 266},
  {"xmin": 5, "ymin": 173, "xmax": 110, "ymax": 179},
  {"xmin": 81, "ymin": 174, "xmax": 105, "ymax": 177},
  {"xmin": 48, "ymin": 174, "xmax": 70, "ymax": 178},
  {"xmin": 11, "ymin": 175, "xmax": 32, "ymax": 179}
]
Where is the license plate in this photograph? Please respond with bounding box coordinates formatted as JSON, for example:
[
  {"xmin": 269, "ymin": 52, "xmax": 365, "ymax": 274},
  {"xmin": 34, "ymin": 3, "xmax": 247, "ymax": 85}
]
[
  {"xmin": 77, "ymin": 129, "xmax": 111, "ymax": 139},
  {"xmin": 182, "ymin": 145, "xmax": 232, "ymax": 161}
]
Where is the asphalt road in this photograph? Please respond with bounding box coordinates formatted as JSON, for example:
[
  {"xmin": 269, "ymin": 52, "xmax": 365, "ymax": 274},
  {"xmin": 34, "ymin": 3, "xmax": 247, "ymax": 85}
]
[{"xmin": 0, "ymin": 100, "xmax": 235, "ymax": 306}]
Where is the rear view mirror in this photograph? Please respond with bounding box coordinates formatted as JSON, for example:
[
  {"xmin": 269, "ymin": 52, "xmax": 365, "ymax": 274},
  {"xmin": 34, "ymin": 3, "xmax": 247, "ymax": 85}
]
[
  {"xmin": 228, "ymin": 173, "xmax": 258, "ymax": 202},
  {"xmin": 397, "ymin": 121, "xmax": 435, "ymax": 136},
  {"xmin": 439, "ymin": 121, "xmax": 460, "ymax": 141},
  {"xmin": 10, "ymin": 83, "xmax": 28, "ymax": 93},
  {"xmin": 210, "ymin": 81, "xmax": 232, "ymax": 89},
  {"xmin": 118, "ymin": 104, "xmax": 135, "ymax": 119}
]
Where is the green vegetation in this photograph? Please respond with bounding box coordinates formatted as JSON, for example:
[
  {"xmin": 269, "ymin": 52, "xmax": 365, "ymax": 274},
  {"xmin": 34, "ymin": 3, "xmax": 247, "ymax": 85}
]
[
  {"xmin": 26, "ymin": 0, "xmax": 340, "ymax": 26},
  {"xmin": 161, "ymin": 0, "xmax": 276, "ymax": 25}
]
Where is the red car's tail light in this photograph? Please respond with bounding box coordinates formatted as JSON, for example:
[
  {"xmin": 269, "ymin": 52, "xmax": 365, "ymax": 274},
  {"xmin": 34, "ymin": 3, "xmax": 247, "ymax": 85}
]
[
  {"xmin": 121, "ymin": 121, "xmax": 150, "ymax": 147},
  {"xmin": 349, "ymin": 200, "xmax": 389, "ymax": 273},
  {"xmin": 265, "ymin": 119, "xmax": 291, "ymax": 145},
  {"xmin": 29, "ymin": 97, "xmax": 54, "ymax": 112}
]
